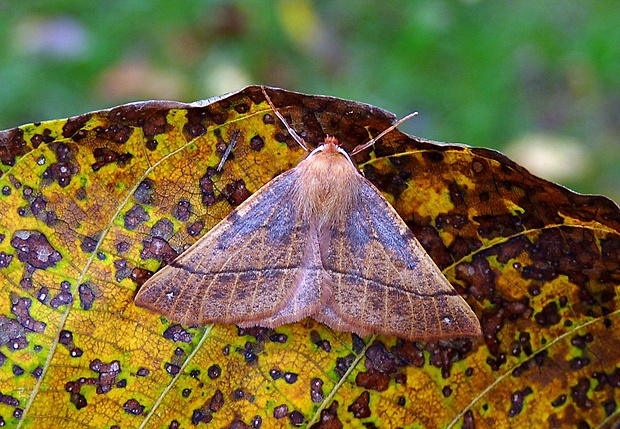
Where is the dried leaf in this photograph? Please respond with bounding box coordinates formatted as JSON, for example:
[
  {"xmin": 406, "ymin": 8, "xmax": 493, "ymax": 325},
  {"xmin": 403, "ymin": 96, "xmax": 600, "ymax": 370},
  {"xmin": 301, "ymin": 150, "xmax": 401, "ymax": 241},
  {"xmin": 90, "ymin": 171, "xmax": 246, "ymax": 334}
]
[{"xmin": 0, "ymin": 86, "xmax": 619, "ymax": 428}]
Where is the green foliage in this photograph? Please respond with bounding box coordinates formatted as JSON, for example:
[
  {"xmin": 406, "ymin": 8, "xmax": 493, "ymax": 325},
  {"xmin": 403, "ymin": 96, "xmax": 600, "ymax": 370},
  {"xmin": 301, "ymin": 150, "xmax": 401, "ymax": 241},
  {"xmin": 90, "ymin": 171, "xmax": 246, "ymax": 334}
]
[{"xmin": 0, "ymin": 0, "xmax": 618, "ymax": 200}]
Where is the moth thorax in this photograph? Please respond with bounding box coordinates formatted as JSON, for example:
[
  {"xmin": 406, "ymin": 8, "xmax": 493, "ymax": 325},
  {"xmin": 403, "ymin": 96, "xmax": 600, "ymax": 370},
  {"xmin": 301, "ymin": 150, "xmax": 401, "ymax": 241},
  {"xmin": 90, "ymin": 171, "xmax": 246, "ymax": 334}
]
[{"xmin": 294, "ymin": 142, "xmax": 362, "ymax": 227}]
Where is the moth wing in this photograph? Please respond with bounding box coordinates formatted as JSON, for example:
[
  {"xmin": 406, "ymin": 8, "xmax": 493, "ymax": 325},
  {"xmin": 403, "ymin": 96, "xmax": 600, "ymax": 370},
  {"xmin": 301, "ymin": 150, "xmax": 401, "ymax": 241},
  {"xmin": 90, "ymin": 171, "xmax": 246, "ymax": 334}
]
[
  {"xmin": 315, "ymin": 178, "xmax": 481, "ymax": 340},
  {"xmin": 135, "ymin": 169, "xmax": 326, "ymax": 326}
]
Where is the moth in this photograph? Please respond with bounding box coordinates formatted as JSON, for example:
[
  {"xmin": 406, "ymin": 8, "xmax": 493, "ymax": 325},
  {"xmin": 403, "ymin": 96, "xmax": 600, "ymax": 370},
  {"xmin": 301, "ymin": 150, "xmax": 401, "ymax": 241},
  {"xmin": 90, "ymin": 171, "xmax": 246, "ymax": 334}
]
[{"xmin": 134, "ymin": 87, "xmax": 481, "ymax": 341}]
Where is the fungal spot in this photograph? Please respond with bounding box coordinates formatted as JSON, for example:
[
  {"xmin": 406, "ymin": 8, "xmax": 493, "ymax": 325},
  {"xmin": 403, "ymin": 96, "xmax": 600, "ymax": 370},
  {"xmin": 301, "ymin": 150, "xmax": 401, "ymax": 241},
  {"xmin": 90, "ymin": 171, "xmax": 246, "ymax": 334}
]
[
  {"xmin": 190, "ymin": 369, "xmax": 200, "ymax": 378},
  {"xmin": 283, "ymin": 372, "xmax": 298, "ymax": 384},
  {"xmin": 92, "ymin": 147, "xmax": 133, "ymax": 171},
  {"xmin": 123, "ymin": 398, "xmax": 145, "ymax": 415},
  {"xmin": 10, "ymin": 296, "xmax": 46, "ymax": 334},
  {"xmin": 42, "ymin": 143, "xmax": 79, "ymax": 187},
  {"xmin": 12, "ymin": 365, "xmax": 24, "ymax": 376},
  {"xmin": 141, "ymin": 236, "xmax": 178, "ymax": 264},
  {"xmin": 124, "ymin": 204, "xmax": 150, "ymax": 230},
  {"xmin": 348, "ymin": 391, "xmax": 371, "ymax": 418},
  {"xmin": 269, "ymin": 369, "xmax": 282, "ymax": 380},
  {"xmin": 32, "ymin": 367, "xmax": 43, "ymax": 378},
  {"xmin": 508, "ymin": 387, "xmax": 533, "ymax": 417},
  {"xmin": 199, "ymin": 173, "xmax": 217, "ymax": 207},
  {"xmin": 136, "ymin": 367, "xmax": 149, "ymax": 377},
  {"xmin": 571, "ymin": 378, "xmax": 593, "ymax": 409},
  {"xmin": 2, "ymin": 186, "xmax": 11, "ymax": 196},
  {"xmin": 222, "ymin": 179, "xmax": 251, "ymax": 206},
  {"xmin": 232, "ymin": 388, "xmax": 245, "ymax": 400},
  {"xmin": 182, "ymin": 388, "xmax": 191, "ymax": 398},
  {"xmin": 289, "ymin": 410, "xmax": 305, "ymax": 426},
  {"xmin": 269, "ymin": 333, "xmax": 287, "ymax": 343},
  {"xmin": 146, "ymin": 139, "xmax": 158, "ymax": 151},
  {"xmin": 165, "ymin": 363, "xmax": 181, "ymax": 375},
  {"xmin": 70, "ymin": 393, "xmax": 87, "ymax": 410},
  {"xmin": 397, "ymin": 396, "xmax": 406, "ymax": 406},
  {"xmin": 173, "ymin": 200, "xmax": 192, "ymax": 222},
  {"xmin": 209, "ymin": 389, "xmax": 224, "ymax": 411},
  {"xmin": 49, "ymin": 281, "xmax": 73, "ymax": 309},
  {"xmin": 250, "ymin": 135, "xmax": 265, "ymax": 151},
  {"xmin": 130, "ymin": 267, "xmax": 152, "ymax": 285},
  {"xmin": 273, "ymin": 404, "xmax": 289, "ymax": 419},
  {"xmin": 310, "ymin": 377, "xmax": 324, "ymax": 403},
  {"xmin": 0, "ymin": 252, "xmax": 13, "ymax": 269},
  {"xmin": 252, "ymin": 415, "xmax": 262, "ymax": 428},
  {"xmin": 442, "ymin": 386, "xmax": 452, "ymax": 397},
  {"xmin": 534, "ymin": 301, "xmax": 561, "ymax": 327},
  {"xmin": 551, "ymin": 395, "xmax": 566, "ymax": 408},
  {"xmin": 335, "ymin": 354, "xmax": 355, "ymax": 378},
  {"xmin": 10, "ymin": 230, "xmax": 62, "ymax": 269},
  {"xmin": 187, "ymin": 220, "xmax": 204, "ymax": 237},
  {"xmin": 81, "ymin": 236, "xmax": 97, "ymax": 253},
  {"xmin": 207, "ymin": 364, "xmax": 221, "ymax": 379},
  {"xmin": 191, "ymin": 409, "xmax": 212, "ymax": 424}
]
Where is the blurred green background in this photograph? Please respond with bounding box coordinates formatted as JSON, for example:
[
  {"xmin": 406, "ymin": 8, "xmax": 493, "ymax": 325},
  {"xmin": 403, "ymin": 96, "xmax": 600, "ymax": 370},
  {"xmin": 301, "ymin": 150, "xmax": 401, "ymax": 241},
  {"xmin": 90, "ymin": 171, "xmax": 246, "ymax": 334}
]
[{"xmin": 1, "ymin": 0, "xmax": 618, "ymax": 202}]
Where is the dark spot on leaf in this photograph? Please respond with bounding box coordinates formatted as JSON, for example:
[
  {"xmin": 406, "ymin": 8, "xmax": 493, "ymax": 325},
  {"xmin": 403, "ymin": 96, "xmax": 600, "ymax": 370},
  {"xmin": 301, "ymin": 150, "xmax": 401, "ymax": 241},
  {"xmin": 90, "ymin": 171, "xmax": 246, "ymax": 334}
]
[
  {"xmin": 348, "ymin": 391, "xmax": 371, "ymax": 418},
  {"xmin": 2, "ymin": 186, "xmax": 11, "ymax": 196},
  {"xmin": 134, "ymin": 179, "xmax": 155, "ymax": 205},
  {"xmin": 181, "ymin": 388, "xmax": 191, "ymax": 398},
  {"xmin": 289, "ymin": 410, "xmax": 305, "ymax": 426},
  {"xmin": 12, "ymin": 365, "xmax": 24, "ymax": 376},
  {"xmin": 423, "ymin": 151, "xmax": 444, "ymax": 163},
  {"xmin": 0, "ymin": 252, "xmax": 14, "ymax": 268},
  {"xmin": 442, "ymin": 386, "xmax": 452, "ymax": 397},
  {"xmin": 92, "ymin": 147, "xmax": 133, "ymax": 171},
  {"xmin": 314, "ymin": 401, "xmax": 343, "ymax": 428},
  {"xmin": 191, "ymin": 409, "xmax": 212, "ymax": 425},
  {"xmin": 250, "ymin": 135, "xmax": 264, "ymax": 151},
  {"xmin": 41, "ymin": 143, "xmax": 79, "ymax": 187},
  {"xmin": 70, "ymin": 392, "xmax": 87, "ymax": 410},
  {"xmin": 603, "ymin": 399, "xmax": 616, "ymax": 416},
  {"xmin": 141, "ymin": 236, "xmax": 178, "ymax": 264},
  {"xmin": 164, "ymin": 363, "xmax": 180, "ymax": 375},
  {"xmin": 124, "ymin": 205, "xmax": 150, "ymax": 230},
  {"xmin": 252, "ymin": 415, "xmax": 262, "ymax": 428},
  {"xmin": 187, "ymin": 220, "xmax": 204, "ymax": 237},
  {"xmin": 208, "ymin": 364, "xmax": 221, "ymax": 379},
  {"xmin": 163, "ymin": 324, "xmax": 193, "ymax": 343},
  {"xmin": 397, "ymin": 396, "xmax": 406, "ymax": 406},
  {"xmin": 10, "ymin": 230, "xmax": 62, "ymax": 269},
  {"xmin": 137, "ymin": 367, "xmax": 149, "ymax": 377},
  {"xmin": 269, "ymin": 333, "xmax": 287, "ymax": 343},
  {"xmin": 173, "ymin": 200, "xmax": 192, "ymax": 222},
  {"xmin": 116, "ymin": 379, "xmax": 127, "ymax": 388},
  {"xmin": 146, "ymin": 139, "xmax": 158, "ymax": 150},
  {"xmin": 70, "ymin": 348, "xmax": 83, "ymax": 358},
  {"xmin": 508, "ymin": 387, "xmax": 533, "ymax": 417},
  {"xmin": 209, "ymin": 389, "xmax": 224, "ymax": 412},
  {"xmin": 273, "ymin": 404, "xmax": 289, "ymax": 419},
  {"xmin": 169, "ymin": 420, "xmax": 180, "ymax": 429},
  {"xmin": 269, "ymin": 369, "xmax": 281, "ymax": 380},
  {"xmin": 123, "ymin": 398, "xmax": 145, "ymax": 415},
  {"xmin": 310, "ymin": 377, "xmax": 324, "ymax": 403},
  {"xmin": 0, "ymin": 128, "xmax": 26, "ymax": 166},
  {"xmin": 222, "ymin": 179, "xmax": 251, "ymax": 206},
  {"xmin": 283, "ymin": 372, "xmax": 298, "ymax": 384},
  {"xmin": 199, "ymin": 173, "xmax": 217, "ymax": 207},
  {"xmin": 535, "ymin": 301, "xmax": 561, "ymax": 327},
  {"xmin": 392, "ymin": 339, "xmax": 425, "ymax": 367},
  {"xmin": 79, "ymin": 283, "xmax": 95, "ymax": 310},
  {"xmin": 80, "ymin": 237, "xmax": 97, "ymax": 253},
  {"xmin": 116, "ymin": 241, "xmax": 130, "ymax": 253},
  {"xmin": 130, "ymin": 267, "xmax": 153, "ymax": 285},
  {"xmin": 228, "ymin": 419, "xmax": 250, "ymax": 429},
  {"xmin": 335, "ymin": 354, "xmax": 355, "ymax": 379},
  {"xmin": 31, "ymin": 367, "xmax": 43, "ymax": 378},
  {"xmin": 436, "ymin": 213, "xmax": 469, "ymax": 230},
  {"xmin": 10, "ymin": 296, "xmax": 46, "ymax": 334},
  {"xmin": 571, "ymin": 378, "xmax": 593, "ymax": 409},
  {"xmin": 551, "ymin": 395, "xmax": 566, "ymax": 407}
]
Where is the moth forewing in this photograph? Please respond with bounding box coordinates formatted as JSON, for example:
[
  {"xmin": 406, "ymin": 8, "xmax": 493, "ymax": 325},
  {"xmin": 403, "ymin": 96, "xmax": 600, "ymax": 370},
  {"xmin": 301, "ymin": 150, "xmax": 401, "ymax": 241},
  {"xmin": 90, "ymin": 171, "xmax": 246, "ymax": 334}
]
[{"xmin": 134, "ymin": 87, "xmax": 482, "ymax": 341}]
